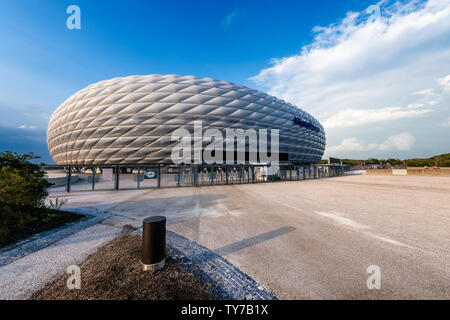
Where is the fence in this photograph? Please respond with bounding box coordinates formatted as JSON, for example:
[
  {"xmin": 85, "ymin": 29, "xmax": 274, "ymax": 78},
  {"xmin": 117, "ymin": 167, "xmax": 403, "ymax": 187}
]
[{"xmin": 48, "ymin": 164, "xmax": 350, "ymax": 192}]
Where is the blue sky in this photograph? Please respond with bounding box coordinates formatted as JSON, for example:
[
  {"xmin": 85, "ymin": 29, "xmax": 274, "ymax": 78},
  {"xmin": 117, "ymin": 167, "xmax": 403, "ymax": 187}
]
[{"xmin": 0, "ymin": 0, "xmax": 448, "ymax": 163}]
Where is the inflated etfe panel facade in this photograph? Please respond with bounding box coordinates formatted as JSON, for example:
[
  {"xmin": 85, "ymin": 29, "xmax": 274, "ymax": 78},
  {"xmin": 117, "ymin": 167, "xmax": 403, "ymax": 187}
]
[{"xmin": 47, "ymin": 74, "xmax": 325, "ymax": 165}]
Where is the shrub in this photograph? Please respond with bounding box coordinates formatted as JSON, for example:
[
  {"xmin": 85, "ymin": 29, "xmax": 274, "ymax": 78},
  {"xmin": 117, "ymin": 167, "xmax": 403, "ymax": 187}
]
[
  {"xmin": 0, "ymin": 151, "xmax": 51, "ymax": 244},
  {"xmin": 48, "ymin": 198, "xmax": 69, "ymax": 210}
]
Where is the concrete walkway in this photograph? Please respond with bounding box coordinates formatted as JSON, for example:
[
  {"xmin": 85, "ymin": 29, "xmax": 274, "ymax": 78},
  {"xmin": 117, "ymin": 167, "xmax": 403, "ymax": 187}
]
[{"xmin": 1, "ymin": 172, "xmax": 449, "ymax": 299}]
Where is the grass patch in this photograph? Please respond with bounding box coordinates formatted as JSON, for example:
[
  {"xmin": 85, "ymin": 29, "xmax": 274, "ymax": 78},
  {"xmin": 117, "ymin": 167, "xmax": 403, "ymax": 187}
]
[
  {"xmin": 0, "ymin": 209, "xmax": 83, "ymax": 249},
  {"xmin": 31, "ymin": 231, "xmax": 214, "ymax": 300}
]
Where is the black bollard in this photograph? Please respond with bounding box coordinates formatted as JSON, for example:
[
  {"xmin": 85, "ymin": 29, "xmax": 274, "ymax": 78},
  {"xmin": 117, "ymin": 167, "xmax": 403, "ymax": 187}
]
[{"xmin": 142, "ymin": 216, "xmax": 166, "ymax": 271}]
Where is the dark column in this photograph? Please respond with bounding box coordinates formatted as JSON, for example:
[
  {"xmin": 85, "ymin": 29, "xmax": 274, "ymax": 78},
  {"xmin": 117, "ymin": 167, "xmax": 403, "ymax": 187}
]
[
  {"xmin": 210, "ymin": 165, "xmax": 214, "ymax": 185},
  {"xmin": 193, "ymin": 165, "xmax": 198, "ymax": 186},
  {"xmin": 226, "ymin": 166, "xmax": 229, "ymax": 185},
  {"xmin": 114, "ymin": 165, "xmax": 120, "ymax": 191},
  {"xmin": 157, "ymin": 165, "xmax": 161, "ymax": 188},
  {"xmin": 66, "ymin": 165, "xmax": 72, "ymax": 193},
  {"xmin": 91, "ymin": 166, "xmax": 96, "ymax": 191},
  {"xmin": 137, "ymin": 167, "xmax": 141, "ymax": 189},
  {"xmin": 142, "ymin": 216, "xmax": 166, "ymax": 271}
]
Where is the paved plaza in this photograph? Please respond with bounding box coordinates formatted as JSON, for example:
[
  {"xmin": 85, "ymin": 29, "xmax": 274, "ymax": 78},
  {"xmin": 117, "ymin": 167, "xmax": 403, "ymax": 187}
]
[
  {"xmin": 1, "ymin": 172, "xmax": 449, "ymax": 299},
  {"xmin": 42, "ymin": 172, "xmax": 450, "ymax": 299}
]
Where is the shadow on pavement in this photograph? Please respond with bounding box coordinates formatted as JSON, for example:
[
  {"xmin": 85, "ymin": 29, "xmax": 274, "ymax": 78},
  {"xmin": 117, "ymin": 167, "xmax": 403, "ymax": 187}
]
[{"xmin": 214, "ymin": 226, "xmax": 296, "ymax": 256}]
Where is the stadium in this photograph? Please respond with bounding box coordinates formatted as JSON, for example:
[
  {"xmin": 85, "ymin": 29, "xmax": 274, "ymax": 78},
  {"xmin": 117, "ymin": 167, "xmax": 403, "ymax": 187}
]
[{"xmin": 47, "ymin": 74, "xmax": 325, "ymax": 166}]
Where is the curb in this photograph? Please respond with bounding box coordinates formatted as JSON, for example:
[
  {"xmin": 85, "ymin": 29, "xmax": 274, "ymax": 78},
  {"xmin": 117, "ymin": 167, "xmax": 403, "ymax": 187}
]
[{"xmin": 166, "ymin": 230, "xmax": 277, "ymax": 300}]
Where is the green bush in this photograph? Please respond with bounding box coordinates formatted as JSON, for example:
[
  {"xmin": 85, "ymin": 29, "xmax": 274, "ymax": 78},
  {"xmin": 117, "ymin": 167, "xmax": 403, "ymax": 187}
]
[{"xmin": 0, "ymin": 151, "xmax": 51, "ymax": 244}]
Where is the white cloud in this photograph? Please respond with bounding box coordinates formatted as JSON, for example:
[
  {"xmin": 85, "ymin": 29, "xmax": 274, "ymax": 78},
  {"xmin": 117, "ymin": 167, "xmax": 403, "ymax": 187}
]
[
  {"xmin": 367, "ymin": 132, "xmax": 416, "ymax": 151},
  {"xmin": 441, "ymin": 117, "xmax": 450, "ymax": 127},
  {"xmin": 326, "ymin": 137, "xmax": 367, "ymax": 155},
  {"xmin": 252, "ymin": 0, "xmax": 450, "ymax": 115},
  {"xmin": 24, "ymin": 111, "xmax": 50, "ymax": 120},
  {"xmin": 438, "ymin": 75, "xmax": 450, "ymax": 92},
  {"xmin": 414, "ymin": 88, "xmax": 436, "ymax": 96},
  {"xmin": 18, "ymin": 125, "xmax": 36, "ymax": 130},
  {"xmin": 222, "ymin": 9, "xmax": 245, "ymax": 28},
  {"xmin": 323, "ymin": 105, "xmax": 432, "ymax": 129},
  {"xmin": 251, "ymin": 0, "xmax": 450, "ymax": 158},
  {"xmin": 325, "ymin": 132, "xmax": 415, "ymax": 157}
]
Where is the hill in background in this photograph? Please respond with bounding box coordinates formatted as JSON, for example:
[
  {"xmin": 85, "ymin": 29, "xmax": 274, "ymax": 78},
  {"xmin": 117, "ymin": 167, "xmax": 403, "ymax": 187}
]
[{"xmin": 321, "ymin": 153, "xmax": 450, "ymax": 167}]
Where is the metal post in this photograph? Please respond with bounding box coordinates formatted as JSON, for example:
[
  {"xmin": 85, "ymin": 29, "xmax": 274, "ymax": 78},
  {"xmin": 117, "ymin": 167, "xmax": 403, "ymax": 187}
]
[
  {"xmin": 178, "ymin": 166, "xmax": 182, "ymax": 187},
  {"xmin": 193, "ymin": 165, "xmax": 198, "ymax": 186},
  {"xmin": 114, "ymin": 165, "xmax": 120, "ymax": 191},
  {"xmin": 226, "ymin": 166, "xmax": 229, "ymax": 185},
  {"xmin": 142, "ymin": 216, "xmax": 166, "ymax": 271},
  {"xmin": 157, "ymin": 165, "xmax": 161, "ymax": 188},
  {"xmin": 137, "ymin": 167, "xmax": 141, "ymax": 189},
  {"xmin": 66, "ymin": 165, "xmax": 72, "ymax": 192},
  {"xmin": 252, "ymin": 166, "xmax": 255, "ymax": 183},
  {"xmin": 210, "ymin": 165, "xmax": 214, "ymax": 185},
  {"xmin": 91, "ymin": 166, "xmax": 96, "ymax": 191}
]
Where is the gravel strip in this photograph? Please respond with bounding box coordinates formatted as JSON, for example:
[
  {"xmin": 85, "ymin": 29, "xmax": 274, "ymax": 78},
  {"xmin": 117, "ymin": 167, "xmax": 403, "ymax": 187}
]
[{"xmin": 0, "ymin": 223, "xmax": 120, "ymax": 299}]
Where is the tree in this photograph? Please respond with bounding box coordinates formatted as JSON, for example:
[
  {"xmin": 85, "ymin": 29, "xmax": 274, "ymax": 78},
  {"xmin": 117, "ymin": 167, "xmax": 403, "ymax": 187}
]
[{"xmin": 0, "ymin": 151, "xmax": 51, "ymax": 244}]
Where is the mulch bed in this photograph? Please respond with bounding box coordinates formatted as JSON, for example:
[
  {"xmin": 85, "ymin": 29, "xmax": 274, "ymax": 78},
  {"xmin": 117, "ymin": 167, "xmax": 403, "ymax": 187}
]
[
  {"xmin": 31, "ymin": 230, "xmax": 214, "ymax": 300},
  {"xmin": 0, "ymin": 209, "xmax": 83, "ymax": 249}
]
